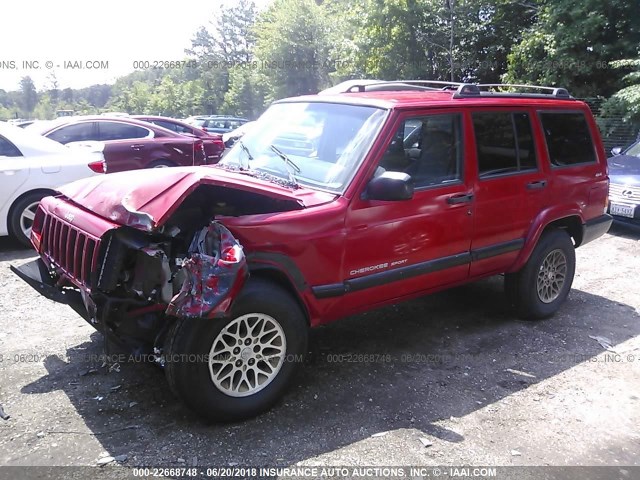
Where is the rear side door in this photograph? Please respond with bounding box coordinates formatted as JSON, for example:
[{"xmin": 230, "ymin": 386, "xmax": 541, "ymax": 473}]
[
  {"xmin": 339, "ymin": 110, "xmax": 474, "ymax": 312},
  {"xmin": 98, "ymin": 122, "xmax": 151, "ymax": 172},
  {"xmin": 469, "ymin": 109, "xmax": 549, "ymax": 277}
]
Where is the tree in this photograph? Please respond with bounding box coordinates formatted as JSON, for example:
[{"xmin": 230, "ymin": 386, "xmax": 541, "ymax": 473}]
[
  {"xmin": 221, "ymin": 66, "xmax": 268, "ymax": 118},
  {"xmin": 179, "ymin": 80, "xmax": 206, "ymax": 116},
  {"xmin": 33, "ymin": 93, "xmax": 56, "ymax": 120},
  {"xmin": 46, "ymin": 72, "xmax": 60, "ymax": 107},
  {"xmin": 19, "ymin": 76, "xmax": 38, "ymax": 116},
  {"xmin": 253, "ymin": 0, "xmax": 331, "ymax": 100},
  {"xmin": 335, "ymin": 0, "xmax": 533, "ymax": 83},
  {"xmin": 457, "ymin": 0, "xmax": 540, "ymax": 82},
  {"xmin": 599, "ymin": 58, "xmax": 640, "ymax": 145},
  {"xmin": 61, "ymin": 88, "xmax": 74, "ymax": 104},
  {"xmin": 186, "ymin": 0, "xmax": 258, "ymax": 114},
  {"xmin": 505, "ymin": 0, "xmax": 640, "ymax": 97}
]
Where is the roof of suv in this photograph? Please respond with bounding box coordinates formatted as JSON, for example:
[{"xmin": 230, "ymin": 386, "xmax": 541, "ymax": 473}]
[{"xmin": 282, "ymin": 81, "xmax": 585, "ymax": 111}]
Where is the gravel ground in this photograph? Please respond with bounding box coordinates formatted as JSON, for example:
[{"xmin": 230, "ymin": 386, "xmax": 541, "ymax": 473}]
[{"xmin": 0, "ymin": 224, "xmax": 639, "ymax": 477}]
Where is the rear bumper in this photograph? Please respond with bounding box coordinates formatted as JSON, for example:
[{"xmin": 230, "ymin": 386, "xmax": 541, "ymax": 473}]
[
  {"xmin": 10, "ymin": 258, "xmax": 91, "ymax": 322},
  {"xmin": 581, "ymin": 214, "xmax": 613, "ymax": 246}
]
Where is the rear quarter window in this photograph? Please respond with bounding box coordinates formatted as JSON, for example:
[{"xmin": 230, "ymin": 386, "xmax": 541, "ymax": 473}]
[
  {"xmin": 47, "ymin": 122, "xmax": 96, "ymax": 144},
  {"xmin": 539, "ymin": 111, "xmax": 597, "ymax": 167},
  {"xmin": 0, "ymin": 136, "xmax": 22, "ymax": 157}
]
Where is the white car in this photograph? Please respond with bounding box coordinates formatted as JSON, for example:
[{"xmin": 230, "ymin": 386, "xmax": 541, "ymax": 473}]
[{"xmin": 0, "ymin": 123, "xmax": 105, "ymax": 247}]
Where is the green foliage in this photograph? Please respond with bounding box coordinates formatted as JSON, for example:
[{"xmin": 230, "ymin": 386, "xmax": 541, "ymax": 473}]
[
  {"xmin": 19, "ymin": 76, "xmax": 38, "ymax": 116},
  {"xmin": 253, "ymin": 0, "xmax": 331, "ymax": 100},
  {"xmin": 186, "ymin": 0, "xmax": 258, "ymax": 114},
  {"xmin": 221, "ymin": 67, "xmax": 268, "ymax": 118},
  {"xmin": 505, "ymin": 0, "xmax": 640, "ymax": 97},
  {"xmin": 33, "ymin": 93, "xmax": 55, "ymax": 120},
  {"xmin": 1, "ymin": 0, "xmax": 637, "ymax": 134},
  {"xmin": 600, "ymin": 58, "xmax": 640, "ymax": 143},
  {"xmin": 331, "ymin": 0, "xmax": 537, "ymax": 82},
  {"xmin": 107, "ymin": 77, "xmax": 206, "ymax": 117}
]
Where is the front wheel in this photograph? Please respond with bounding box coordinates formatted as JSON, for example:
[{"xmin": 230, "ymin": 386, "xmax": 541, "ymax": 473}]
[
  {"xmin": 164, "ymin": 278, "xmax": 308, "ymax": 421},
  {"xmin": 505, "ymin": 229, "xmax": 576, "ymax": 320},
  {"xmin": 9, "ymin": 192, "xmax": 48, "ymax": 248}
]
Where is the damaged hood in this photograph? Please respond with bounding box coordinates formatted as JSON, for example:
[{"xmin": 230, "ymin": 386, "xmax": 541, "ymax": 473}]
[{"xmin": 57, "ymin": 166, "xmax": 337, "ymax": 231}]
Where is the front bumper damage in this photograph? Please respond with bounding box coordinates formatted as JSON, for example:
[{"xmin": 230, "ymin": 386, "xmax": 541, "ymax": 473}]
[
  {"xmin": 12, "ymin": 221, "xmax": 248, "ymax": 353},
  {"xmin": 11, "ymin": 258, "xmax": 91, "ymax": 323}
]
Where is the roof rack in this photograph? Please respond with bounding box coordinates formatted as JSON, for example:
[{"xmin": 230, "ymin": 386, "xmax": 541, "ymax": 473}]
[
  {"xmin": 347, "ymin": 80, "xmax": 465, "ymax": 92},
  {"xmin": 453, "ymin": 83, "xmax": 573, "ymax": 99},
  {"xmin": 318, "ymin": 79, "xmax": 463, "ymax": 95},
  {"xmin": 319, "ymin": 79, "xmax": 574, "ymax": 100}
]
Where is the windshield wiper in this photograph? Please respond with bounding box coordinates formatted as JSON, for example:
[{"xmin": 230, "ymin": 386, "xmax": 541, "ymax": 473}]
[
  {"xmin": 238, "ymin": 140, "xmax": 253, "ymax": 169},
  {"xmin": 269, "ymin": 144, "xmax": 300, "ymax": 185}
]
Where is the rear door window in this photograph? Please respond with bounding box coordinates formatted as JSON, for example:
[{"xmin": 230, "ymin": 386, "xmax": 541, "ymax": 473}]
[
  {"xmin": 472, "ymin": 112, "xmax": 538, "ymax": 178},
  {"xmin": 98, "ymin": 122, "xmax": 150, "ymax": 141},
  {"xmin": 539, "ymin": 112, "xmax": 597, "ymax": 166}
]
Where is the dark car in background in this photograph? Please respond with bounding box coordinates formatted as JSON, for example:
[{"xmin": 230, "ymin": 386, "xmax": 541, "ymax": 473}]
[
  {"xmin": 133, "ymin": 115, "xmax": 225, "ymax": 163},
  {"xmin": 608, "ymin": 139, "xmax": 640, "ymax": 224},
  {"xmin": 36, "ymin": 117, "xmax": 207, "ymax": 173},
  {"xmin": 187, "ymin": 116, "xmax": 249, "ymax": 134}
]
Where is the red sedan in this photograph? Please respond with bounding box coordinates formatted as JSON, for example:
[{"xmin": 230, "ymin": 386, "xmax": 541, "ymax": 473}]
[
  {"xmin": 133, "ymin": 115, "xmax": 225, "ymax": 163},
  {"xmin": 38, "ymin": 117, "xmax": 207, "ymax": 173}
]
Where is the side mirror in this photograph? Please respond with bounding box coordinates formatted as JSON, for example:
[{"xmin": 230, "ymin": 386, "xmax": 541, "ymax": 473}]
[
  {"xmin": 366, "ymin": 171, "xmax": 414, "ymax": 201},
  {"xmin": 611, "ymin": 147, "xmax": 622, "ymax": 156}
]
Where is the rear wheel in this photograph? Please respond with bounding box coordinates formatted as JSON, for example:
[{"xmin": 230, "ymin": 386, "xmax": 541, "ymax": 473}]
[
  {"xmin": 504, "ymin": 229, "xmax": 575, "ymax": 320},
  {"xmin": 164, "ymin": 278, "xmax": 308, "ymax": 421},
  {"xmin": 9, "ymin": 192, "xmax": 48, "ymax": 248}
]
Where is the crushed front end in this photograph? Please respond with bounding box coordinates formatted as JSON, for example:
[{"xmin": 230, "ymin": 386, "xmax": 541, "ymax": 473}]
[{"xmin": 12, "ymin": 194, "xmax": 248, "ymax": 356}]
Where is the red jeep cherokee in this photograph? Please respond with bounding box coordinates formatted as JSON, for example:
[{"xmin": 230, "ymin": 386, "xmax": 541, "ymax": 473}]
[{"xmin": 13, "ymin": 81, "xmax": 612, "ymax": 421}]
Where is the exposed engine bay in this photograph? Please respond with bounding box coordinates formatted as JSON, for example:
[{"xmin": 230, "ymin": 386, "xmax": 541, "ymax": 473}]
[{"xmin": 82, "ymin": 184, "xmax": 303, "ymax": 353}]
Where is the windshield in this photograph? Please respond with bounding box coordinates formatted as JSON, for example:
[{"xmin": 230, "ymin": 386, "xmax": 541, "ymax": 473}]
[
  {"xmin": 626, "ymin": 141, "xmax": 640, "ymax": 158},
  {"xmin": 219, "ymin": 102, "xmax": 387, "ymax": 193}
]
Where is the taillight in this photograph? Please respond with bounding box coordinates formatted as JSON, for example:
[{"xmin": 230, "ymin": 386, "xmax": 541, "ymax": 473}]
[
  {"xmin": 194, "ymin": 140, "xmax": 205, "ymax": 163},
  {"xmin": 88, "ymin": 160, "xmax": 107, "ymax": 174},
  {"xmin": 213, "ymin": 136, "xmax": 224, "ymax": 149}
]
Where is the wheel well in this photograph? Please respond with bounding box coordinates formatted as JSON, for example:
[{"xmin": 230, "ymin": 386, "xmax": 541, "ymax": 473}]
[
  {"xmin": 249, "ymin": 268, "xmax": 310, "ymax": 326},
  {"xmin": 148, "ymin": 159, "xmax": 177, "ymax": 168},
  {"xmin": 8, "ymin": 189, "xmax": 56, "ymax": 221},
  {"xmin": 544, "ymin": 216, "xmax": 583, "ymax": 247}
]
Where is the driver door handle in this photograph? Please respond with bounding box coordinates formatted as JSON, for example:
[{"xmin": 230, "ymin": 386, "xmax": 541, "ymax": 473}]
[
  {"xmin": 526, "ymin": 180, "xmax": 547, "ymax": 190},
  {"xmin": 447, "ymin": 193, "xmax": 474, "ymax": 204}
]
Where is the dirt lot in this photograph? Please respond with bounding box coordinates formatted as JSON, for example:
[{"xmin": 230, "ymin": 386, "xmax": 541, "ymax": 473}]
[{"xmin": 0, "ymin": 223, "xmax": 639, "ymax": 476}]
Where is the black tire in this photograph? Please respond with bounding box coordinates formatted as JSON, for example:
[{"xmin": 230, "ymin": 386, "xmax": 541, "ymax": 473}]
[
  {"xmin": 8, "ymin": 192, "xmax": 48, "ymax": 248},
  {"xmin": 164, "ymin": 278, "xmax": 308, "ymax": 422},
  {"xmin": 148, "ymin": 160, "xmax": 177, "ymax": 168},
  {"xmin": 504, "ymin": 229, "xmax": 576, "ymax": 320}
]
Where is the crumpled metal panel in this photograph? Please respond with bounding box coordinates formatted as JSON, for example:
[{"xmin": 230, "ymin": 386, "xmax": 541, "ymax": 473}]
[{"xmin": 166, "ymin": 222, "xmax": 248, "ymax": 319}]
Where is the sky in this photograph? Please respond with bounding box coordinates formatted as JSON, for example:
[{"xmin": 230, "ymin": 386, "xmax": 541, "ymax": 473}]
[{"xmin": 0, "ymin": 0, "xmax": 271, "ymax": 92}]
